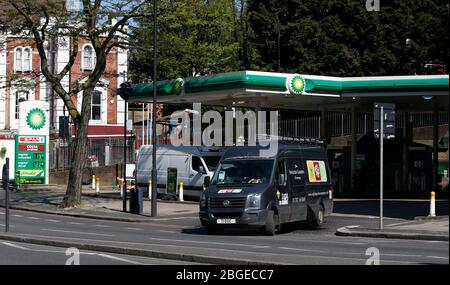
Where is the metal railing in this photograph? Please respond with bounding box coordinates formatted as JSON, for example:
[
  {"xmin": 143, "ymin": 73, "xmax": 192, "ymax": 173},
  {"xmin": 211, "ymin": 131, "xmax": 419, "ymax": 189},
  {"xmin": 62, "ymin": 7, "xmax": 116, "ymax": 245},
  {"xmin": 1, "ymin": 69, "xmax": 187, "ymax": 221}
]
[{"xmin": 49, "ymin": 137, "xmax": 135, "ymax": 172}]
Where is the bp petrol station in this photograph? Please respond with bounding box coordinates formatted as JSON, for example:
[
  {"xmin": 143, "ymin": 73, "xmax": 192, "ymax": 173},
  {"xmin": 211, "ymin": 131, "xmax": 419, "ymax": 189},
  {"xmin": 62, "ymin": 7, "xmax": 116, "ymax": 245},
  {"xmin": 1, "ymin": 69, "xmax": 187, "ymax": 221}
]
[{"xmin": 118, "ymin": 71, "xmax": 449, "ymax": 197}]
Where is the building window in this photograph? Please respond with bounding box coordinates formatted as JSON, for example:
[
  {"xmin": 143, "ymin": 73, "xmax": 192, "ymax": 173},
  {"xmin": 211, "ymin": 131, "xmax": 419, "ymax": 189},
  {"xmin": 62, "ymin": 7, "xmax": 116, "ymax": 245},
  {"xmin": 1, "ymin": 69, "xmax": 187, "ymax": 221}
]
[
  {"xmin": 14, "ymin": 47, "xmax": 32, "ymax": 72},
  {"xmin": 15, "ymin": 91, "xmax": 29, "ymax": 120},
  {"xmin": 91, "ymin": 90, "xmax": 102, "ymax": 121},
  {"xmin": 82, "ymin": 45, "xmax": 96, "ymax": 71}
]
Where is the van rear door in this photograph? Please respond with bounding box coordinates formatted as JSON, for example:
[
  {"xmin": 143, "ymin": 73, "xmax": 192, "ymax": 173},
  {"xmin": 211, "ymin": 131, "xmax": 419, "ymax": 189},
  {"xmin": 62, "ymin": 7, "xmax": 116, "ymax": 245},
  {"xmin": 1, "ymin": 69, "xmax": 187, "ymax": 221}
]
[{"xmin": 286, "ymin": 158, "xmax": 307, "ymax": 222}]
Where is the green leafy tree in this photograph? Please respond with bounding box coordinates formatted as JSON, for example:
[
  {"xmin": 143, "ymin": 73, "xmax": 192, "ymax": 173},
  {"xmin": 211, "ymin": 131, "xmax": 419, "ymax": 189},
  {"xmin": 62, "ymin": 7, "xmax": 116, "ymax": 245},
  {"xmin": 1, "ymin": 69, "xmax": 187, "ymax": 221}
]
[
  {"xmin": 0, "ymin": 0, "xmax": 148, "ymax": 207},
  {"xmin": 130, "ymin": 0, "xmax": 239, "ymax": 82},
  {"xmin": 245, "ymin": 0, "xmax": 449, "ymax": 75}
]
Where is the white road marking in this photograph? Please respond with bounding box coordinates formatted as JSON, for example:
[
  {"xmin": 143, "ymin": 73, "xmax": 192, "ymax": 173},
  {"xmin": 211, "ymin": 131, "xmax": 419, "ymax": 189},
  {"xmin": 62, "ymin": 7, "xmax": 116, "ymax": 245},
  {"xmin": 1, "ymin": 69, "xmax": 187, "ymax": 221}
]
[
  {"xmin": 149, "ymin": 237, "xmax": 270, "ymax": 249},
  {"xmin": 386, "ymin": 220, "xmax": 417, "ymax": 227},
  {"xmin": 45, "ymin": 219, "xmax": 61, "ymax": 223},
  {"xmin": 427, "ymin": 256, "xmax": 449, "ymax": 260},
  {"xmin": 381, "ymin": 253, "xmax": 423, "ymax": 258},
  {"xmin": 68, "ymin": 222, "xmax": 84, "ymax": 225},
  {"xmin": 158, "ymin": 230, "xmax": 177, "ymax": 234},
  {"xmin": 12, "ymin": 214, "xmax": 23, "ymax": 218},
  {"xmin": 0, "ymin": 224, "xmax": 15, "ymax": 227},
  {"xmin": 97, "ymin": 254, "xmax": 142, "ymax": 265},
  {"xmin": 2, "ymin": 242, "xmax": 29, "ymax": 250},
  {"xmin": 124, "ymin": 227, "xmax": 144, "ymax": 231},
  {"xmin": 41, "ymin": 228, "xmax": 114, "ymax": 237},
  {"xmin": 279, "ymin": 247, "xmax": 325, "ymax": 253},
  {"xmin": 93, "ymin": 224, "xmax": 112, "ymax": 228},
  {"xmin": 29, "ymin": 217, "xmax": 41, "ymax": 220}
]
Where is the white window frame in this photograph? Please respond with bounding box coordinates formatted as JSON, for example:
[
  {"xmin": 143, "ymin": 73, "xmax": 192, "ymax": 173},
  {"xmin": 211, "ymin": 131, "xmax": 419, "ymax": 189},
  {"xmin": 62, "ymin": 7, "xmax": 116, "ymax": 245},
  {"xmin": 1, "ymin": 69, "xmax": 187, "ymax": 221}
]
[
  {"xmin": 15, "ymin": 90, "xmax": 29, "ymax": 120},
  {"xmin": 77, "ymin": 86, "xmax": 107, "ymax": 125},
  {"xmin": 14, "ymin": 46, "xmax": 33, "ymax": 72},
  {"xmin": 90, "ymin": 90, "xmax": 102, "ymax": 121},
  {"xmin": 81, "ymin": 44, "xmax": 96, "ymax": 71},
  {"xmin": 9, "ymin": 78, "xmax": 35, "ymax": 130}
]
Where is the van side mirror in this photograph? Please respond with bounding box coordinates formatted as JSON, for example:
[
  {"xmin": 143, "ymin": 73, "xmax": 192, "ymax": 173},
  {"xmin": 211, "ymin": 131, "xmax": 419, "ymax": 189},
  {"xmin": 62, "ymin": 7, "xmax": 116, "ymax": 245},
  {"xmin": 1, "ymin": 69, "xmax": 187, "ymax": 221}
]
[
  {"xmin": 278, "ymin": 174, "xmax": 286, "ymax": 187},
  {"xmin": 204, "ymin": 176, "xmax": 211, "ymax": 187},
  {"xmin": 199, "ymin": 165, "xmax": 206, "ymax": 174}
]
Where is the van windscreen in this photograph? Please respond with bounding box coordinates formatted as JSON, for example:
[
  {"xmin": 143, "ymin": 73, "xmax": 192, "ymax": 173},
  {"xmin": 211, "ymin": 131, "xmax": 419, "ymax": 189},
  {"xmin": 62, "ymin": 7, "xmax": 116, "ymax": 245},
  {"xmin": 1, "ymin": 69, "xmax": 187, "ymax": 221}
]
[
  {"xmin": 211, "ymin": 159, "xmax": 274, "ymax": 186},
  {"xmin": 203, "ymin": 156, "xmax": 222, "ymax": 172}
]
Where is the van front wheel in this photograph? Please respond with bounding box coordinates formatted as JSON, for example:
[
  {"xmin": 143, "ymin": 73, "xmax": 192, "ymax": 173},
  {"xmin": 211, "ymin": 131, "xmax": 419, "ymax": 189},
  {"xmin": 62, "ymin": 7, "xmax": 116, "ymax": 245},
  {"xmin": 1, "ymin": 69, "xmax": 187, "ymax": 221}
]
[{"xmin": 264, "ymin": 210, "xmax": 279, "ymax": 236}]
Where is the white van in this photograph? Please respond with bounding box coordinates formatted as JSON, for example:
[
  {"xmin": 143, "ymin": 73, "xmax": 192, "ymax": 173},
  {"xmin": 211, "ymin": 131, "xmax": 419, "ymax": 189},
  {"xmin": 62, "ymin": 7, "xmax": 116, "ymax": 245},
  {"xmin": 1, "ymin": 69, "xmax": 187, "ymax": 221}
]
[{"xmin": 135, "ymin": 145, "xmax": 225, "ymax": 198}]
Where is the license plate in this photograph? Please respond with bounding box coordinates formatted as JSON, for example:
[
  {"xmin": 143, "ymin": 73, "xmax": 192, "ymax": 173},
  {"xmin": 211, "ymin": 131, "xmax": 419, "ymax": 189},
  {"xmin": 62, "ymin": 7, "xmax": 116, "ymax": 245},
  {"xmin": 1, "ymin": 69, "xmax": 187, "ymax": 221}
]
[{"xmin": 216, "ymin": 219, "xmax": 236, "ymax": 224}]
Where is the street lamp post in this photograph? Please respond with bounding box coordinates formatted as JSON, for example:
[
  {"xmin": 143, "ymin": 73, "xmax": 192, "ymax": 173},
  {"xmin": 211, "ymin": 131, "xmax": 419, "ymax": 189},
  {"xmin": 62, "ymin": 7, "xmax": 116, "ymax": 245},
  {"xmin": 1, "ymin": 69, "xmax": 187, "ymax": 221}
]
[{"xmin": 151, "ymin": 0, "xmax": 158, "ymax": 217}]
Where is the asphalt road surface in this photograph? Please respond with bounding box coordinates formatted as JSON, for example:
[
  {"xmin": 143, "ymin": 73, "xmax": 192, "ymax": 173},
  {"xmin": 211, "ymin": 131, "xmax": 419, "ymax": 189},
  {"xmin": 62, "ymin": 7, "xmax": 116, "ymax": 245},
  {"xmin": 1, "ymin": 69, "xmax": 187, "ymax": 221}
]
[
  {"xmin": 0, "ymin": 240, "xmax": 202, "ymax": 265},
  {"xmin": 0, "ymin": 208, "xmax": 448, "ymax": 265}
]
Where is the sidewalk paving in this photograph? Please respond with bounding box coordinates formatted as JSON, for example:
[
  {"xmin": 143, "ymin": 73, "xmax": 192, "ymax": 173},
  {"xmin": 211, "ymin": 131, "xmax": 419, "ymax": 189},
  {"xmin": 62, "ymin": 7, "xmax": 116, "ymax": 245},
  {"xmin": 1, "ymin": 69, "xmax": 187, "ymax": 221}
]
[
  {"xmin": 336, "ymin": 216, "xmax": 449, "ymax": 241},
  {"xmin": 0, "ymin": 187, "xmax": 199, "ymax": 222}
]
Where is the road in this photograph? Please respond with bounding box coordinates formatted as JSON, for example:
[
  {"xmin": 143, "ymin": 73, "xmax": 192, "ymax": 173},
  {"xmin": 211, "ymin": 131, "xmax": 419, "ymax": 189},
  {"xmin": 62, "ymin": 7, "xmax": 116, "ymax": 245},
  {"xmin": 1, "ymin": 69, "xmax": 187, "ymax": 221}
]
[
  {"xmin": 0, "ymin": 208, "xmax": 448, "ymax": 265},
  {"xmin": 0, "ymin": 240, "xmax": 201, "ymax": 265}
]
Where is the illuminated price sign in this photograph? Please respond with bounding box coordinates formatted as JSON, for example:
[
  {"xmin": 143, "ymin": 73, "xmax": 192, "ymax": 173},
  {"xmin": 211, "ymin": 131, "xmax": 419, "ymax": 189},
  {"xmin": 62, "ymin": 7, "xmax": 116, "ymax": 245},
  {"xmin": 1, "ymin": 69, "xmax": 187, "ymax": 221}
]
[{"xmin": 15, "ymin": 135, "xmax": 47, "ymax": 184}]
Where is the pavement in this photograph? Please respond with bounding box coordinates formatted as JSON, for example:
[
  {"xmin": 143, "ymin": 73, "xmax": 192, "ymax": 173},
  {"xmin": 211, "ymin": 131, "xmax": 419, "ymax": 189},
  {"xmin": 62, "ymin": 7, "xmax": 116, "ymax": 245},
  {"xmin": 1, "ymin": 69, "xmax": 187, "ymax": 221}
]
[
  {"xmin": 336, "ymin": 216, "xmax": 449, "ymax": 241},
  {"xmin": 1, "ymin": 187, "xmax": 198, "ymax": 222}
]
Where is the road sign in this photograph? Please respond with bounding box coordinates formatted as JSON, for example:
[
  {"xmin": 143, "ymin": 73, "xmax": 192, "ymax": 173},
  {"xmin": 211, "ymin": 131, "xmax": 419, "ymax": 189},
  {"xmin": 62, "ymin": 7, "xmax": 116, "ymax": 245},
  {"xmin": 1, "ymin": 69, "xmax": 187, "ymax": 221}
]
[
  {"xmin": 374, "ymin": 103, "xmax": 395, "ymax": 139},
  {"xmin": 14, "ymin": 135, "xmax": 47, "ymax": 184},
  {"xmin": 373, "ymin": 102, "xmax": 396, "ymax": 231}
]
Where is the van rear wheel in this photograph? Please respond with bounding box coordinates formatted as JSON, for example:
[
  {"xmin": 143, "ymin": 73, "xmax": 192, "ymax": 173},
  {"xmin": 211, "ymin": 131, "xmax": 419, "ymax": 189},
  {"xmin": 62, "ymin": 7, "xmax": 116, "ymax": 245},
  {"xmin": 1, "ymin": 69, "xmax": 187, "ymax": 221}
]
[
  {"xmin": 311, "ymin": 205, "xmax": 325, "ymax": 228},
  {"xmin": 264, "ymin": 210, "xmax": 280, "ymax": 236}
]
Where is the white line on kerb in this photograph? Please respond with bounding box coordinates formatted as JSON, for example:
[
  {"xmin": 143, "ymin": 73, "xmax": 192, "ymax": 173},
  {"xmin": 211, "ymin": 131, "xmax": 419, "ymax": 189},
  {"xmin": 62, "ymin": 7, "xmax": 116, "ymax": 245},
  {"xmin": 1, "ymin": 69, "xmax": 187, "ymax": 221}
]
[
  {"xmin": 1, "ymin": 242, "xmax": 29, "ymax": 250},
  {"xmin": 41, "ymin": 228, "xmax": 114, "ymax": 237}
]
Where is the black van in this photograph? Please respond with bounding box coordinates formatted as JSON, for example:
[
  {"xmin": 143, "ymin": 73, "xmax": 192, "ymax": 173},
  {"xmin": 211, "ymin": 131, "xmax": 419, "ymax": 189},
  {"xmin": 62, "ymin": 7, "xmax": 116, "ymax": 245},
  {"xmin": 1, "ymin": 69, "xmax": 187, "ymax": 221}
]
[{"xmin": 199, "ymin": 141, "xmax": 333, "ymax": 235}]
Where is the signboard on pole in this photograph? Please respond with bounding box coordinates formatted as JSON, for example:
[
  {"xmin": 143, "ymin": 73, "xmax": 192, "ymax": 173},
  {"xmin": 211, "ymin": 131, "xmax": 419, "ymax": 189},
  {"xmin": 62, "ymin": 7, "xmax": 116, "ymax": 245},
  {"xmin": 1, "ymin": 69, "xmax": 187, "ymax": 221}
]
[
  {"xmin": 15, "ymin": 101, "xmax": 50, "ymax": 185},
  {"xmin": 374, "ymin": 103, "xmax": 396, "ymax": 140},
  {"xmin": 15, "ymin": 135, "xmax": 47, "ymax": 184},
  {"xmin": 167, "ymin": 167, "xmax": 178, "ymax": 196}
]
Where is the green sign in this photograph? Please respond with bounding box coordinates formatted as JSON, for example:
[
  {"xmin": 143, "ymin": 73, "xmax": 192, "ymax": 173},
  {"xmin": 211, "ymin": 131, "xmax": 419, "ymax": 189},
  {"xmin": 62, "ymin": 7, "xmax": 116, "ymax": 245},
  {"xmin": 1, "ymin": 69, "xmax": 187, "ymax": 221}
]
[
  {"xmin": 167, "ymin": 167, "xmax": 178, "ymax": 195},
  {"xmin": 15, "ymin": 135, "xmax": 47, "ymax": 184}
]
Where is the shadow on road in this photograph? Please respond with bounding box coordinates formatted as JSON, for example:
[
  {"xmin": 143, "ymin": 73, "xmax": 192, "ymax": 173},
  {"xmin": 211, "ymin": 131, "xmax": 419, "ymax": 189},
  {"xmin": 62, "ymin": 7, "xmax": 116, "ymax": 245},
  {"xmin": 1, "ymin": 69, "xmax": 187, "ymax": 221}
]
[
  {"xmin": 333, "ymin": 200, "xmax": 449, "ymax": 220},
  {"xmin": 181, "ymin": 221, "xmax": 328, "ymax": 236}
]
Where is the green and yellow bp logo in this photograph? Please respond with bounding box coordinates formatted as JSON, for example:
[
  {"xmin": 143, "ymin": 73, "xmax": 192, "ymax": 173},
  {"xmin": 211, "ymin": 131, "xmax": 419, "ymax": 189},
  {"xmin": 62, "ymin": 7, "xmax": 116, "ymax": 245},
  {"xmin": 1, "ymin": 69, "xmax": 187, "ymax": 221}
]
[
  {"xmin": 286, "ymin": 74, "xmax": 305, "ymax": 95},
  {"xmin": 26, "ymin": 108, "xmax": 46, "ymax": 130}
]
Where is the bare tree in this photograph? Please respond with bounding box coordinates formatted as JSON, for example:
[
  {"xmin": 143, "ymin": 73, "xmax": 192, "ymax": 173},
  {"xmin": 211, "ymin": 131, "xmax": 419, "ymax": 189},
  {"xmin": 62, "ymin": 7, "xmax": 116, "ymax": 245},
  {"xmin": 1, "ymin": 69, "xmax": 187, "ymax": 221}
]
[{"xmin": 0, "ymin": 0, "xmax": 148, "ymax": 207}]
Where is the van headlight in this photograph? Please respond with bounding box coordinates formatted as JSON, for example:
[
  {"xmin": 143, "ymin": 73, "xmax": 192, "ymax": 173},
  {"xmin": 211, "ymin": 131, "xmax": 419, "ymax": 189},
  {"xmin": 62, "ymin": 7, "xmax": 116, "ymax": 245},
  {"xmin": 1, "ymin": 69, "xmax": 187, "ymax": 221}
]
[
  {"xmin": 200, "ymin": 193, "xmax": 207, "ymax": 208},
  {"xmin": 246, "ymin": 193, "xmax": 261, "ymax": 210}
]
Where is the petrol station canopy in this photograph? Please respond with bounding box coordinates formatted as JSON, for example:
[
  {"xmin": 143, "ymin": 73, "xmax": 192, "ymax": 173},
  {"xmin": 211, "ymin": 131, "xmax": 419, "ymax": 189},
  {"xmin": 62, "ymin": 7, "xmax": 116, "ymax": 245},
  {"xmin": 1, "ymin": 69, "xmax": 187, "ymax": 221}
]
[{"xmin": 118, "ymin": 71, "xmax": 449, "ymax": 112}]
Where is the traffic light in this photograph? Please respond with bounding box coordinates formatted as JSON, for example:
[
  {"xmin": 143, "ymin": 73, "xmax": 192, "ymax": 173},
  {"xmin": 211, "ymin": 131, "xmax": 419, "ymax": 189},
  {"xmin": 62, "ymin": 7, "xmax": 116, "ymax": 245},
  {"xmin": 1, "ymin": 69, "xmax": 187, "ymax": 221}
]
[{"xmin": 118, "ymin": 81, "xmax": 132, "ymax": 100}]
